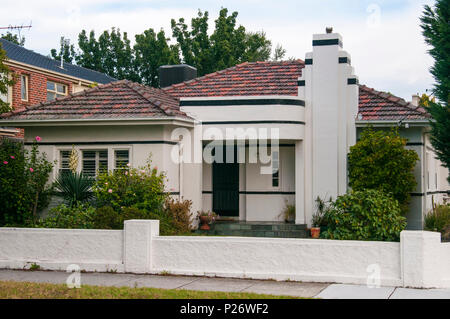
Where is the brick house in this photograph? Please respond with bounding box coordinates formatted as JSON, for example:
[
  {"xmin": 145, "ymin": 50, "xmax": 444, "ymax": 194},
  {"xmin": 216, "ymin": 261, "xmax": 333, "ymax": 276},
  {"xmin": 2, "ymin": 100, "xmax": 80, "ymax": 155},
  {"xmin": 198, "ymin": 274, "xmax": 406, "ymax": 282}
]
[{"xmin": 0, "ymin": 38, "xmax": 116, "ymax": 137}]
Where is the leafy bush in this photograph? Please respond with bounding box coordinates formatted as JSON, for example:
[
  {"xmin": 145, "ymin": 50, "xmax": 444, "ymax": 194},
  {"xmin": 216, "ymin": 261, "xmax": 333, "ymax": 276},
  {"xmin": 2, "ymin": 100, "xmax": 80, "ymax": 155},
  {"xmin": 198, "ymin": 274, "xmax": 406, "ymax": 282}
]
[
  {"xmin": 424, "ymin": 204, "xmax": 450, "ymax": 240},
  {"xmin": 348, "ymin": 127, "xmax": 419, "ymax": 214},
  {"xmin": 93, "ymin": 160, "xmax": 167, "ymax": 214},
  {"xmin": 121, "ymin": 207, "xmax": 177, "ymax": 235},
  {"xmin": 321, "ymin": 189, "xmax": 407, "ymax": 242},
  {"xmin": 91, "ymin": 206, "xmax": 122, "ymax": 229},
  {"xmin": 164, "ymin": 198, "xmax": 193, "ymax": 233},
  {"xmin": 38, "ymin": 204, "xmax": 95, "ymax": 229},
  {"xmin": 54, "ymin": 172, "xmax": 94, "ymax": 207},
  {"xmin": 0, "ymin": 137, "xmax": 54, "ymax": 226},
  {"xmin": 312, "ymin": 196, "xmax": 333, "ymax": 228}
]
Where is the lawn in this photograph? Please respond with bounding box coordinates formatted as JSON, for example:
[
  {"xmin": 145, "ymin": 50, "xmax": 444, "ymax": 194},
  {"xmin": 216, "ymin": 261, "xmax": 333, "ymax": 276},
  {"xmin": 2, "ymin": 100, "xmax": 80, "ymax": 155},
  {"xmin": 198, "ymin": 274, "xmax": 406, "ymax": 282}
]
[{"xmin": 0, "ymin": 281, "xmax": 299, "ymax": 299}]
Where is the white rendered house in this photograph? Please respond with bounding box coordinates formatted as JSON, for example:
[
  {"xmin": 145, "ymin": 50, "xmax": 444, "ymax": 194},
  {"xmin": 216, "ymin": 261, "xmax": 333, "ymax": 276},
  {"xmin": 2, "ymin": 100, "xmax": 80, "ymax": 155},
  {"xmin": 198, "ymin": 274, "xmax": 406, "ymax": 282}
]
[{"xmin": 1, "ymin": 30, "xmax": 448, "ymax": 229}]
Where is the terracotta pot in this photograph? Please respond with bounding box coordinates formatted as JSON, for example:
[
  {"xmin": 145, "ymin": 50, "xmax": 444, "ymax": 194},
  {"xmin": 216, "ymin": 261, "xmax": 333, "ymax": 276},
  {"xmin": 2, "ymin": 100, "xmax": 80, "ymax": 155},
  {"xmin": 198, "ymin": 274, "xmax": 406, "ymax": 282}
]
[
  {"xmin": 199, "ymin": 215, "xmax": 211, "ymax": 230},
  {"xmin": 310, "ymin": 227, "xmax": 320, "ymax": 239}
]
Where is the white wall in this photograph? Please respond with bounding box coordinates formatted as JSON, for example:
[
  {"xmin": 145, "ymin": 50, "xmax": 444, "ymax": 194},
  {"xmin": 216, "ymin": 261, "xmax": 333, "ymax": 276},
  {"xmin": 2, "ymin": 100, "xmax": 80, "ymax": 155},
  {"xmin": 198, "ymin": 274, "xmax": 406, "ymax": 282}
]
[
  {"xmin": 0, "ymin": 222, "xmax": 448, "ymax": 289},
  {"xmin": 0, "ymin": 228, "xmax": 123, "ymax": 272}
]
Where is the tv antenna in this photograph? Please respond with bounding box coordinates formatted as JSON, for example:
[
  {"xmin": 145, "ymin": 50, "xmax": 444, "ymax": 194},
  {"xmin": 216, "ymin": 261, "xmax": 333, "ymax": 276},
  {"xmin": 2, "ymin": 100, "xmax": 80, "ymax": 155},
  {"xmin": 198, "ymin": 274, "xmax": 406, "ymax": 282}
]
[{"xmin": 0, "ymin": 22, "xmax": 32, "ymax": 44}]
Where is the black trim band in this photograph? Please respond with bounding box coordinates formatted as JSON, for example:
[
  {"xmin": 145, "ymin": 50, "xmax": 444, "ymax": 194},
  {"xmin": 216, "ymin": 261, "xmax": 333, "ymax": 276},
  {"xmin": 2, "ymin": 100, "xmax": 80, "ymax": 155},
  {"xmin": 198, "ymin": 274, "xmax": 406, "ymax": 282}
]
[
  {"xmin": 305, "ymin": 59, "xmax": 313, "ymax": 65},
  {"xmin": 411, "ymin": 191, "xmax": 449, "ymax": 197},
  {"xmin": 347, "ymin": 78, "xmax": 359, "ymax": 85},
  {"xmin": 339, "ymin": 57, "xmax": 350, "ymax": 64},
  {"xmin": 202, "ymin": 191, "xmax": 295, "ymax": 195},
  {"xmin": 25, "ymin": 140, "xmax": 178, "ymax": 146},
  {"xmin": 406, "ymin": 142, "xmax": 424, "ymax": 146},
  {"xmin": 181, "ymin": 99, "xmax": 305, "ymax": 107},
  {"xmin": 313, "ymin": 39, "xmax": 342, "ymax": 47},
  {"xmin": 297, "ymin": 80, "xmax": 305, "ymax": 87},
  {"xmin": 202, "ymin": 120, "xmax": 305, "ymax": 125}
]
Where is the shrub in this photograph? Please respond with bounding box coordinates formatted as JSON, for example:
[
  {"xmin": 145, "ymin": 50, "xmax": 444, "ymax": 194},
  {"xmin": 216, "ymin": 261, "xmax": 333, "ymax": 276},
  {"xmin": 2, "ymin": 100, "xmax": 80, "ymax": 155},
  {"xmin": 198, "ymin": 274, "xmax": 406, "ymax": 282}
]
[
  {"xmin": 54, "ymin": 172, "xmax": 94, "ymax": 207},
  {"xmin": 312, "ymin": 196, "xmax": 333, "ymax": 228},
  {"xmin": 92, "ymin": 206, "xmax": 122, "ymax": 229},
  {"xmin": 348, "ymin": 127, "xmax": 419, "ymax": 214},
  {"xmin": 38, "ymin": 204, "xmax": 95, "ymax": 229},
  {"xmin": 164, "ymin": 198, "xmax": 193, "ymax": 233},
  {"xmin": 424, "ymin": 204, "xmax": 450, "ymax": 240},
  {"xmin": 321, "ymin": 189, "xmax": 407, "ymax": 241},
  {"xmin": 121, "ymin": 207, "xmax": 176, "ymax": 235},
  {"xmin": 279, "ymin": 200, "xmax": 295, "ymax": 223},
  {"xmin": 93, "ymin": 159, "xmax": 167, "ymax": 214},
  {"xmin": 0, "ymin": 138, "xmax": 54, "ymax": 226}
]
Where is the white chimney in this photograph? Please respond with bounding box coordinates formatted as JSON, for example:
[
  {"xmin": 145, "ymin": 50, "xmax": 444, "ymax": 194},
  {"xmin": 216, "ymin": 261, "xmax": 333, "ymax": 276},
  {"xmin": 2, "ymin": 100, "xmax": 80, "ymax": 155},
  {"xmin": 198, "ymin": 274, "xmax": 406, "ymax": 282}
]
[
  {"xmin": 411, "ymin": 94, "xmax": 420, "ymax": 106},
  {"xmin": 298, "ymin": 29, "xmax": 359, "ymax": 226}
]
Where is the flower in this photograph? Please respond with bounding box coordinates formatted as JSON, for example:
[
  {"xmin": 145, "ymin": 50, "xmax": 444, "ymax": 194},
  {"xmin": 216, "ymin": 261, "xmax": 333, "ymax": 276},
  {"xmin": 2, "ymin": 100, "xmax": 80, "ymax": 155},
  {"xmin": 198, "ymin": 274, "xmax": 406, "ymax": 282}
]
[
  {"xmin": 10, "ymin": 156, "xmax": 15, "ymax": 159},
  {"xmin": 105, "ymin": 182, "xmax": 108, "ymax": 185},
  {"xmin": 108, "ymin": 189, "xmax": 113, "ymax": 193},
  {"xmin": 125, "ymin": 171, "xmax": 128, "ymax": 175},
  {"xmin": 35, "ymin": 136, "xmax": 42, "ymax": 142},
  {"xmin": 29, "ymin": 168, "xmax": 34, "ymax": 173},
  {"xmin": 126, "ymin": 163, "xmax": 131, "ymax": 167},
  {"xmin": 3, "ymin": 161, "xmax": 8, "ymax": 165}
]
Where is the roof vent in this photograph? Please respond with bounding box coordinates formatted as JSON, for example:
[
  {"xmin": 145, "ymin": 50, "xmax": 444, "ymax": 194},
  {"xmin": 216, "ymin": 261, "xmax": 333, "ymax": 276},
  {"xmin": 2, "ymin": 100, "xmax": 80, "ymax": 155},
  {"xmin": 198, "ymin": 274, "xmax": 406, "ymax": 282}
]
[
  {"xmin": 326, "ymin": 27, "xmax": 333, "ymax": 34},
  {"xmin": 158, "ymin": 64, "xmax": 197, "ymax": 88}
]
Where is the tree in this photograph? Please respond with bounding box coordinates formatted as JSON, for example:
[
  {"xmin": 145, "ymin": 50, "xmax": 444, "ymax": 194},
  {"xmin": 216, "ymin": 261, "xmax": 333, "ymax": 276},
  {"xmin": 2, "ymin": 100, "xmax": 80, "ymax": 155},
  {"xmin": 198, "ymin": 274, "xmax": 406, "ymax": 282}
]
[
  {"xmin": 420, "ymin": 0, "xmax": 450, "ymax": 182},
  {"xmin": 1, "ymin": 31, "xmax": 25, "ymax": 46},
  {"xmin": 0, "ymin": 44, "xmax": 15, "ymax": 113},
  {"xmin": 50, "ymin": 36, "xmax": 76, "ymax": 63},
  {"xmin": 134, "ymin": 28, "xmax": 180, "ymax": 87},
  {"xmin": 171, "ymin": 8, "xmax": 274, "ymax": 76},
  {"xmin": 348, "ymin": 127, "xmax": 419, "ymax": 214}
]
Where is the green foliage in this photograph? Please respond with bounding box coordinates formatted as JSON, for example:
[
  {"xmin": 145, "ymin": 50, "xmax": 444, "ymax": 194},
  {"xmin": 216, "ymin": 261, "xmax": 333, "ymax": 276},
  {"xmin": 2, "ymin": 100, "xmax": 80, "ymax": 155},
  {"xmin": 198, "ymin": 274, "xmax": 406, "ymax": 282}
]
[
  {"xmin": 424, "ymin": 204, "xmax": 450, "ymax": 240},
  {"xmin": 38, "ymin": 204, "xmax": 96, "ymax": 229},
  {"xmin": 54, "ymin": 171, "xmax": 94, "ymax": 207},
  {"xmin": 1, "ymin": 32, "xmax": 25, "ymax": 46},
  {"xmin": 420, "ymin": 0, "xmax": 450, "ymax": 104},
  {"xmin": 0, "ymin": 138, "xmax": 54, "ymax": 226},
  {"xmin": 279, "ymin": 200, "xmax": 295, "ymax": 223},
  {"xmin": 321, "ymin": 189, "xmax": 407, "ymax": 242},
  {"xmin": 421, "ymin": 1, "xmax": 450, "ymax": 182},
  {"xmin": 0, "ymin": 43, "xmax": 15, "ymax": 113},
  {"xmin": 93, "ymin": 160, "xmax": 168, "ymax": 213},
  {"xmin": 348, "ymin": 127, "xmax": 419, "ymax": 214},
  {"xmin": 50, "ymin": 8, "xmax": 286, "ymax": 86},
  {"xmin": 91, "ymin": 206, "xmax": 122, "ymax": 229},
  {"xmin": 50, "ymin": 36, "xmax": 76, "ymax": 63},
  {"xmin": 312, "ymin": 196, "xmax": 333, "ymax": 227}
]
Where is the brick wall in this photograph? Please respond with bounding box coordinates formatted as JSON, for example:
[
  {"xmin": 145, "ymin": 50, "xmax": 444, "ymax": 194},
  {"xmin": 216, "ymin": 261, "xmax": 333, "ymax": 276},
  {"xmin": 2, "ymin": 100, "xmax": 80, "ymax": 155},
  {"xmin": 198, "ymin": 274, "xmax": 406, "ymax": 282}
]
[{"xmin": 7, "ymin": 66, "xmax": 74, "ymax": 138}]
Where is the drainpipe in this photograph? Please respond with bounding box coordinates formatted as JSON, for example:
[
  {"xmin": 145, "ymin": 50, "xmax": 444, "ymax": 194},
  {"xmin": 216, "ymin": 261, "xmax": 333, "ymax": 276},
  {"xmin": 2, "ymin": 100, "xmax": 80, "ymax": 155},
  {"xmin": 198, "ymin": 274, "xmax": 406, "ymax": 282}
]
[{"xmin": 178, "ymin": 139, "xmax": 184, "ymax": 201}]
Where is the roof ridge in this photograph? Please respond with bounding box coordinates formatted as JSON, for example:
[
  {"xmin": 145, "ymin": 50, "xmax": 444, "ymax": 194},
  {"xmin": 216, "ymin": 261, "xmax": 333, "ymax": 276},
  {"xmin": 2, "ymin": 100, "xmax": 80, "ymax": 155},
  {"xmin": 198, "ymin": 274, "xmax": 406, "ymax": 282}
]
[{"xmin": 124, "ymin": 81, "xmax": 180, "ymax": 116}]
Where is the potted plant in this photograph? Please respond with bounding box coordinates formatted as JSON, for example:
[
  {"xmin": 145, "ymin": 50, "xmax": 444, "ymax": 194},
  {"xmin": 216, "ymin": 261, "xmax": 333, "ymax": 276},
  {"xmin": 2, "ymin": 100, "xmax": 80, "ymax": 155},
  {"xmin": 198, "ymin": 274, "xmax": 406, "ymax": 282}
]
[
  {"xmin": 197, "ymin": 211, "xmax": 218, "ymax": 231},
  {"xmin": 279, "ymin": 200, "xmax": 295, "ymax": 223},
  {"xmin": 311, "ymin": 196, "xmax": 332, "ymax": 238}
]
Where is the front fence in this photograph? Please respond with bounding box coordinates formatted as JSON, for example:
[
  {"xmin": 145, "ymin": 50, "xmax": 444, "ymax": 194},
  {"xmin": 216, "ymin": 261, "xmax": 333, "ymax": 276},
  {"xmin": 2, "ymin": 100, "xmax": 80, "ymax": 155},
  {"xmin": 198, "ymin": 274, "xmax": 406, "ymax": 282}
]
[{"xmin": 0, "ymin": 220, "xmax": 449, "ymax": 288}]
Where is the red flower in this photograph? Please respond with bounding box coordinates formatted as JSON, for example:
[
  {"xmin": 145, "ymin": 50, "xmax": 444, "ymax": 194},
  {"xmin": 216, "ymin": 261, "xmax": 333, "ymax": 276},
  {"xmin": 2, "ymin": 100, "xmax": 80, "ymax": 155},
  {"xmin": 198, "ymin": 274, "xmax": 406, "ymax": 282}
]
[
  {"xmin": 35, "ymin": 136, "xmax": 42, "ymax": 142},
  {"xmin": 29, "ymin": 168, "xmax": 34, "ymax": 173},
  {"xmin": 3, "ymin": 161, "xmax": 8, "ymax": 165}
]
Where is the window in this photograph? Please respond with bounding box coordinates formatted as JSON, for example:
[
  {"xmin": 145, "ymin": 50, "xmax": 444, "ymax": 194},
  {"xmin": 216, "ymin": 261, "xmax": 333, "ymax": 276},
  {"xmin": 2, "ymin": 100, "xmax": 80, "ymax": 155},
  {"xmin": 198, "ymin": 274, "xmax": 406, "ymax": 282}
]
[
  {"xmin": 59, "ymin": 150, "xmax": 71, "ymax": 176},
  {"xmin": 272, "ymin": 150, "xmax": 280, "ymax": 188},
  {"xmin": 114, "ymin": 150, "xmax": 129, "ymax": 170},
  {"xmin": 82, "ymin": 150, "xmax": 108, "ymax": 176},
  {"xmin": 47, "ymin": 81, "xmax": 67, "ymax": 101},
  {"xmin": 21, "ymin": 75, "xmax": 28, "ymax": 101}
]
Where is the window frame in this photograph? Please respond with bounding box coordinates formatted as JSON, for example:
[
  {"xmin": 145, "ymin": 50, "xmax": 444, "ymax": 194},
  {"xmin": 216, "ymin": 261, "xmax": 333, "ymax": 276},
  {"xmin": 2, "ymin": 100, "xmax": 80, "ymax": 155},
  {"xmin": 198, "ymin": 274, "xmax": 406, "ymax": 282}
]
[
  {"xmin": 271, "ymin": 149, "xmax": 280, "ymax": 189},
  {"xmin": 21, "ymin": 74, "xmax": 29, "ymax": 101},
  {"xmin": 58, "ymin": 149, "xmax": 71, "ymax": 176},
  {"xmin": 81, "ymin": 149, "xmax": 109, "ymax": 177},
  {"xmin": 46, "ymin": 80, "xmax": 68, "ymax": 101},
  {"xmin": 114, "ymin": 148, "xmax": 131, "ymax": 171}
]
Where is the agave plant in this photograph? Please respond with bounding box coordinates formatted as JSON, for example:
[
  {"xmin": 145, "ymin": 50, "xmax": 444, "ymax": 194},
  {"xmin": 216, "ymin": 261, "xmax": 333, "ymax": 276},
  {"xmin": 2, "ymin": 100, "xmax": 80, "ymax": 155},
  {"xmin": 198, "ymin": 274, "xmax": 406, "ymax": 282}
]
[{"xmin": 54, "ymin": 172, "xmax": 94, "ymax": 207}]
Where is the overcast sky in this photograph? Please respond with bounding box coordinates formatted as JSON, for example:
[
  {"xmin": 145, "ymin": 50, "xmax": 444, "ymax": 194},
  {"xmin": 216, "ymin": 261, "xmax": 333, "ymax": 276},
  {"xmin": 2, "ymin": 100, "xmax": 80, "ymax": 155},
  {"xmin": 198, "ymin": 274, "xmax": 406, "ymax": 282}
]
[{"xmin": 0, "ymin": 0, "xmax": 436, "ymax": 100}]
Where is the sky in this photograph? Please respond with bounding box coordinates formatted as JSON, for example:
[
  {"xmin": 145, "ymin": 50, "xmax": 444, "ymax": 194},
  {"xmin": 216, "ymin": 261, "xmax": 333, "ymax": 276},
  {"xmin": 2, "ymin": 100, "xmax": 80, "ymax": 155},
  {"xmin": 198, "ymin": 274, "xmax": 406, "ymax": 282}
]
[{"xmin": 0, "ymin": 0, "xmax": 436, "ymax": 101}]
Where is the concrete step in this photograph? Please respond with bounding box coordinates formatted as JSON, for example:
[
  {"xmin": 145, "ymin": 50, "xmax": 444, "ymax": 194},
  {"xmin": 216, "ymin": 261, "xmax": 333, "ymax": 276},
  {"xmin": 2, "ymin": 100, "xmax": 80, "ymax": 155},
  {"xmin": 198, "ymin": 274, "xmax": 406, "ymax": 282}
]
[{"xmin": 212, "ymin": 229, "xmax": 308, "ymax": 238}]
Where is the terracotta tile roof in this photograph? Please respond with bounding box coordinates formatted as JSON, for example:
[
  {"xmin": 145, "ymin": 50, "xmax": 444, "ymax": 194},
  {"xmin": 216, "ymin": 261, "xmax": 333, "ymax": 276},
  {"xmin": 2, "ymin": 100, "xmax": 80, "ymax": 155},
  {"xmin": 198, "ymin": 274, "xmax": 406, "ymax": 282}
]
[
  {"xmin": 358, "ymin": 85, "xmax": 430, "ymax": 121},
  {"xmin": 166, "ymin": 60, "xmax": 430, "ymax": 122},
  {"xmin": 164, "ymin": 60, "xmax": 305, "ymax": 97},
  {"xmin": 1, "ymin": 80, "xmax": 190, "ymax": 121}
]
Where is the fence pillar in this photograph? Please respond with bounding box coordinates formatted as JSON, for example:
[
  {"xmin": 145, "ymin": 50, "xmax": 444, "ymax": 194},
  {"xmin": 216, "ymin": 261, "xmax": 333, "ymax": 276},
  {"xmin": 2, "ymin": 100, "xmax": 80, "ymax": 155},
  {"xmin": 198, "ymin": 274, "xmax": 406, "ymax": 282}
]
[
  {"xmin": 124, "ymin": 220, "xmax": 159, "ymax": 273},
  {"xmin": 400, "ymin": 230, "xmax": 441, "ymax": 288}
]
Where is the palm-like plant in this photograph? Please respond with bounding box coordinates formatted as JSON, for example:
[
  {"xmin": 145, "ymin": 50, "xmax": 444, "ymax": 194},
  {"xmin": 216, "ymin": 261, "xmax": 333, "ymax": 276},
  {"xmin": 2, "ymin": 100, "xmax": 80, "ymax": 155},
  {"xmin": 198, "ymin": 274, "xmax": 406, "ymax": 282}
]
[{"xmin": 54, "ymin": 172, "xmax": 94, "ymax": 207}]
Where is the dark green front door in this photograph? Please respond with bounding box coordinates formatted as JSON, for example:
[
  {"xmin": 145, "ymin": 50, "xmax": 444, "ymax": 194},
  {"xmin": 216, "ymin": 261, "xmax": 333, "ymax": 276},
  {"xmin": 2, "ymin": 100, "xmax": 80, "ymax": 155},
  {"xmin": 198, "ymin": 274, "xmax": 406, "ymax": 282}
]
[{"xmin": 213, "ymin": 161, "xmax": 239, "ymax": 217}]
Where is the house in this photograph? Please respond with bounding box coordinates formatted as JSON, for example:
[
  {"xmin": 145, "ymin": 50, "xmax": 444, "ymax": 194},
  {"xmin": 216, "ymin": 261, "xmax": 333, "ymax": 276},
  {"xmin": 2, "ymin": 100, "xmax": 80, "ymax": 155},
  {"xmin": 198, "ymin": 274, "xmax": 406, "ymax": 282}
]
[
  {"xmin": 0, "ymin": 30, "xmax": 448, "ymax": 230},
  {"xmin": 0, "ymin": 38, "xmax": 116, "ymax": 137}
]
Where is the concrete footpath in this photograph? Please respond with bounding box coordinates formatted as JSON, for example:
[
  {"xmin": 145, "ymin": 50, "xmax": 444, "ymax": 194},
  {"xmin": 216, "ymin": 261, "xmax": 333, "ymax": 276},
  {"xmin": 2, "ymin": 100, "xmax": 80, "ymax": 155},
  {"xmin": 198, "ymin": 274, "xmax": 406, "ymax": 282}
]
[{"xmin": 0, "ymin": 270, "xmax": 449, "ymax": 299}]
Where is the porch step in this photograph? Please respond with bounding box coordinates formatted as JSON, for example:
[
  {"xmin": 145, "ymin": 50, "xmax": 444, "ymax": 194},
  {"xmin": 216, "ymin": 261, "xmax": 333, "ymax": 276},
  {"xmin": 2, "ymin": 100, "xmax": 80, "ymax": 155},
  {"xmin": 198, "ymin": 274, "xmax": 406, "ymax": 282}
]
[{"xmin": 197, "ymin": 222, "xmax": 308, "ymax": 238}]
